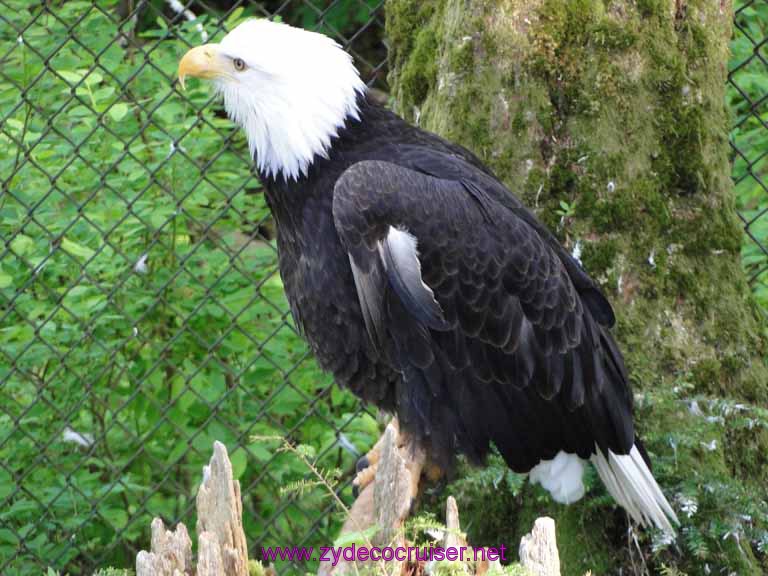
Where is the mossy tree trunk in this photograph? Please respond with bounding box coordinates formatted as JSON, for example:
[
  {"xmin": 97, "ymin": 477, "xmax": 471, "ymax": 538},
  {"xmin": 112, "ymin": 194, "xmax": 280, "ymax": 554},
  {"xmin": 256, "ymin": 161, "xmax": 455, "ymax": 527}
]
[{"xmin": 385, "ymin": 0, "xmax": 768, "ymax": 573}]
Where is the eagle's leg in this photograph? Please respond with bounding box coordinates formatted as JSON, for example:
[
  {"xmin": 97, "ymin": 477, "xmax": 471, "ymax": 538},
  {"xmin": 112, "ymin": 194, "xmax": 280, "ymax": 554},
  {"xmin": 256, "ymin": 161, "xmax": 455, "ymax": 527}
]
[
  {"xmin": 403, "ymin": 435, "xmax": 427, "ymax": 512},
  {"xmin": 352, "ymin": 464, "xmax": 377, "ymax": 497},
  {"xmin": 352, "ymin": 419, "xmax": 397, "ymax": 496},
  {"xmin": 352, "ymin": 443, "xmax": 384, "ymax": 496}
]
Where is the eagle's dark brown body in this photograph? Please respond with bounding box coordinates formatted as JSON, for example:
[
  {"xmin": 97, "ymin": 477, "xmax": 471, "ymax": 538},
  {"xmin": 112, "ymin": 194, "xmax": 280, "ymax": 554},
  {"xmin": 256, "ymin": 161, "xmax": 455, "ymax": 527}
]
[{"xmin": 260, "ymin": 96, "xmax": 633, "ymax": 472}]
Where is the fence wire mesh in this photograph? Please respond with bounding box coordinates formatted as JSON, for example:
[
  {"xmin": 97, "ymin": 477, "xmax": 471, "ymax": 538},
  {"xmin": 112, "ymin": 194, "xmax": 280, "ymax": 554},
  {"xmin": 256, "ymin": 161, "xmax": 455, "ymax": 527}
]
[
  {"xmin": 0, "ymin": 0, "xmax": 766, "ymax": 574},
  {"xmin": 0, "ymin": 1, "xmax": 385, "ymax": 574},
  {"xmin": 729, "ymin": 1, "xmax": 768, "ymax": 311}
]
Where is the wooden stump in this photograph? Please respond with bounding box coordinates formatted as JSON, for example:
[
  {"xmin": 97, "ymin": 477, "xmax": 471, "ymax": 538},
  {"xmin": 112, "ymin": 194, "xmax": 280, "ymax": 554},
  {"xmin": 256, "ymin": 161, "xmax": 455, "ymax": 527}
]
[
  {"xmin": 196, "ymin": 441, "xmax": 249, "ymax": 576},
  {"xmin": 136, "ymin": 441, "xmax": 250, "ymax": 576},
  {"xmin": 443, "ymin": 495, "xmax": 466, "ymax": 551},
  {"xmin": 135, "ymin": 436, "xmax": 566, "ymax": 576},
  {"xmin": 325, "ymin": 420, "xmax": 566, "ymax": 575},
  {"xmin": 135, "ymin": 518, "xmax": 192, "ymax": 576},
  {"xmin": 519, "ymin": 517, "xmax": 561, "ymax": 576}
]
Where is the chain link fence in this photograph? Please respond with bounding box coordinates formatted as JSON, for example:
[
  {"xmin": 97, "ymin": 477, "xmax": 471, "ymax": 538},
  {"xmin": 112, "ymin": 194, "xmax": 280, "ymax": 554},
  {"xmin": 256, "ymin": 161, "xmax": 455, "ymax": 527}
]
[
  {"xmin": 0, "ymin": 0, "xmax": 766, "ymax": 574},
  {"xmin": 0, "ymin": 1, "xmax": 385, "ymax": 573},
  {"xmin": 730, "ymin": 0, "xmax": 768, "ymax": 311}
]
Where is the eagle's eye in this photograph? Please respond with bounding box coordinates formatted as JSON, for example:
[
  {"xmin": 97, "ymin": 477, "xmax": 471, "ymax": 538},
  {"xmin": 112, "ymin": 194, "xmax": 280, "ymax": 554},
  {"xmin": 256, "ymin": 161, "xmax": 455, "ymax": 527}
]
[{"xmin": 233, "ymin": 58, "xmax": 246, "ymax": 72}]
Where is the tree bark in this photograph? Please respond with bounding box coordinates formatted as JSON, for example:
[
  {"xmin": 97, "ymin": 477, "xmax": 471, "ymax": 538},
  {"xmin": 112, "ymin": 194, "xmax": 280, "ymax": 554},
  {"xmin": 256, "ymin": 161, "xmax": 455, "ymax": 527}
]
[{"xmin": 386, "ymin": 0, "xmax": 768, "ymax": 573}]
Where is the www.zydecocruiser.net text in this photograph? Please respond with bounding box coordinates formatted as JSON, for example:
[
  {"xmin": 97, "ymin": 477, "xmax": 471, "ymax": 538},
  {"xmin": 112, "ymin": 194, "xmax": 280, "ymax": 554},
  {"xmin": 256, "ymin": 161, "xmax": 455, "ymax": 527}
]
[{"xmin": 261, "ymin": 544, "xmax": 509, "ymax": 566}]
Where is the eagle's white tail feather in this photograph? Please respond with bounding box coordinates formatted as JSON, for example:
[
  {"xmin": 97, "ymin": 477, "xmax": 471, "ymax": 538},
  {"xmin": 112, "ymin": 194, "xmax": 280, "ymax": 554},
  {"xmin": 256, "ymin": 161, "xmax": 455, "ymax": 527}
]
[{"xmin": 591, "ymin": 444, "xmax": 678, "ymax": 537}]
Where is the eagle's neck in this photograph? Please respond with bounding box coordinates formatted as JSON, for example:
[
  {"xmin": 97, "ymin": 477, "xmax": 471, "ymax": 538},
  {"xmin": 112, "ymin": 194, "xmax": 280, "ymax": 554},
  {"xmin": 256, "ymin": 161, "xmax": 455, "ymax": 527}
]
[
  {"xmin": 258, "ymin": 95, "xmax": 386, "ymax": 234},
  {"xmin": 254, "ymin": 92, "xmax": 375, "ymax": 183},
  {"xmin": 221, "ymin": 75, "xmax": 365, "ymax": 183}
]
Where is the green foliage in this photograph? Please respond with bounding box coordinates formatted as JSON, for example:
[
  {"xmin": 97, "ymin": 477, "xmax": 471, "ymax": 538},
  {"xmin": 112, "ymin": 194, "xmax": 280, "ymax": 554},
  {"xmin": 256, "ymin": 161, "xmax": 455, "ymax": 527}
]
[
  {"xmin": 290, "ymin": 0, "xmax": 381, "ymax": 37},
  {"xmin": 0, "ymin": 2, "xmax": 378, "ymax": 573},
  {"xmin": 555, "ymin": 200, "xmax": 576, "ymax": 220},
  {"xmin": 403, "ymin": 508, "xmax": 528, "ymax": 576},
  {"xmin": 633, "ymin": 383, "xmax": 768, "ymax": 573},
  {"xmin": 46, "ymin": 569, "xmax": 132, "ymax": 576}
]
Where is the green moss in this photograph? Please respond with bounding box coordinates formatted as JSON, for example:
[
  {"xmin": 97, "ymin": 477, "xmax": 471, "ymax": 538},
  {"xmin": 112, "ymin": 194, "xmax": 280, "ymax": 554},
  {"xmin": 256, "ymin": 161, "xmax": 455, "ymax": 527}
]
[
  {"xmin": 580, "ymin": 239, "xmax": 618, "ymax": 277},
  {"xmin": 725, "ymin": 424, "xmax": 768, "ymax": 485},
  {"xmin": 636, "ymin": 0, "xmax": 666, "ymax": 19},
  {"xmin": 591, "ymin": 20, "xmax": 637, "ymax": 51},
  {"xmin": 386, "ymin": 0, "xmax": 441, "ymax": 110},
  {"xmin": 400, "ymin": 26, "xmax": 439, "ymax": 105},
  {"xmin": 684, "ymin": 204, "xmax": 744, "ymax": 255},
  {"xmin": 386, "ymin": 0, "xmax": 436, "ymax": 62},
  {"xmin": 511, "ymin": 108, "xmax": 527, "ymax": 134},
  {"xmin": 691, "ymin": 358, "xmax": 723, "ymax": 393},
  {"xmin": 448, "ymin": 38, "xmax": 475, "ymax": 72},
  {"xmin": 668, "ymin": 262, "xmax": 698, "ymax": 296},
  {"xmin": 591, "ymin": 196, "xmax": 636, "ymax": 232}
]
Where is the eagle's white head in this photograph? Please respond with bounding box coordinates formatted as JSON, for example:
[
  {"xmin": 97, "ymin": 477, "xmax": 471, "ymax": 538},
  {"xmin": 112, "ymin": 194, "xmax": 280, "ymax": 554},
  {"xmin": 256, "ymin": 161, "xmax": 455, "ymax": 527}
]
[{"xmin": 178, "ymin": 19, "xmax": 366, "ymax": 181}]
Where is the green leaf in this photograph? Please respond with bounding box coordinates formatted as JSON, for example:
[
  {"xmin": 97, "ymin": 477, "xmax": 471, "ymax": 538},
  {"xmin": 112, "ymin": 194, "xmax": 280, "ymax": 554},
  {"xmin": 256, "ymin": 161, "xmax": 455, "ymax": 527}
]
[
  {"xmin": 61, "ymin": 237, "xmax": 95, "ymax": 260},
  {"xmin": 58, "ymin": 70, "xmax": 84, "ymax": 85},
  {"xmin": 102, "ymin": 508, "xmax": 128, "ymax": 531},
  {"xmin": 0, "ymin": 525, "xmax": 18, "ymax": 544},
  {"xmin": 10, "ymin": 234, "xmax": 33, "ymax": 255},
  {"xmin": 0, "ymin": 469, "xmax": 12, "ymax": 500},
  {"xmin": 108, "ymin": 103, "xmax": 129, "ymax": 122},
  {"xmin": 5, "ymin": 118, "xmax": 24, "ymax": 132},
  {"xmin": 230, "ymin": 448, "xmax": 247, "ymax": 480},
  {"xmin": 225, "ymin": 7, "xmax": 246, "ymax": 30},
  {"xmin": 0, "ymin": 271, "xmax": 12, "ymax": 288},
  {"xmin": 84, "ymin": 71, "xmax": 103, "ymax": 86}
]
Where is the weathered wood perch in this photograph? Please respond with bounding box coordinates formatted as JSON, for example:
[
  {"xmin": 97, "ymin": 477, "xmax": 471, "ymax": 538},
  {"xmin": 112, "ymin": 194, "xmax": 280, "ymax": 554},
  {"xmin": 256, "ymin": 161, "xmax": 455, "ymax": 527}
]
[
  {"xmin": 136, "ymin": 441, "xmax": 250, "ymax": 576},
  {"xmin": 438, "ymin": 499, "xmax": 561, "ymax": 576},
  {"xmin": 197, "ymin": 441, "xmax": 250, "ymax": 576},
  {"xmin": 324, "ymin": 420, "xmax": 562, "ymax": 575},
  {"xmin": 135, "ymin": 518, "xmax": 193, "ymax": 575},
  {"xmin": 136, "ymin": 437, "xmax": 562, "ymax": 576},
  {"xmin": 519, "ymin": 517, "xmax": 561, "ymax": 576}
]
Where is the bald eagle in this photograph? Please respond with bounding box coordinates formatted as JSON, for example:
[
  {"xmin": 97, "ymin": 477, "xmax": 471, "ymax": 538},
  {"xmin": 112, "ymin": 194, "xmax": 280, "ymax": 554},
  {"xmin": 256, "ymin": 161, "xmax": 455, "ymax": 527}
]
[{"xmin": 179, "ymin": 19, "xmax": 678, "ymax": 535}]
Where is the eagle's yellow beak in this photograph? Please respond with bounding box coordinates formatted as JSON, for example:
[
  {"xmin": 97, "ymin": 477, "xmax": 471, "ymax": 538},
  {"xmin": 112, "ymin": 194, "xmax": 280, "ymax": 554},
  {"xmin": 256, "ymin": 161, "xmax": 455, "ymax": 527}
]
[{"xmin": 178, "ymin": 44, "xmax": 224, "ymax": 90}]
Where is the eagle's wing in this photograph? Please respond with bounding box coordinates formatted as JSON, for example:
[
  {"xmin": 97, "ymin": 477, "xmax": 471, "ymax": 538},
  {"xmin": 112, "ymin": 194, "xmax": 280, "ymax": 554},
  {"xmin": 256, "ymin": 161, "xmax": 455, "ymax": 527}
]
[
  {"xmin": 333, "ymin": 158, "xmax": 630, "ymax": 453},
  {"xmin": 400, "ymin": 143, "xmax": 616, "ymax": 327},
  {"xmin": 333, "ymin": 159, "xmax": 677, "ymax": 534}
]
